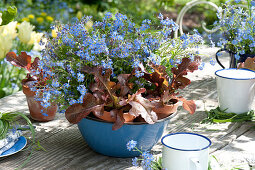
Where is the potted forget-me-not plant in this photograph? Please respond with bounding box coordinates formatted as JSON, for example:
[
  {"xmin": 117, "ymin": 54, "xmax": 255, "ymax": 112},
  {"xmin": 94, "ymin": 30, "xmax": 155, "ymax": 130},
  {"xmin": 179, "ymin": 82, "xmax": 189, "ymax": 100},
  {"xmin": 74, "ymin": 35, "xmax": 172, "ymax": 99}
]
[{"xmin": 27, "ymin": 12, "xmax": 204, "ymax": 157}]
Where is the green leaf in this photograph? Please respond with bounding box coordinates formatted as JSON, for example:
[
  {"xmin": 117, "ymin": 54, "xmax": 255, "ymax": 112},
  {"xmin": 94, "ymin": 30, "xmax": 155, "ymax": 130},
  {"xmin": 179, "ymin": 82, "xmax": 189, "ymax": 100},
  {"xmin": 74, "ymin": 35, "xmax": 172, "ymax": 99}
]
[
  {"xmin": 150, "ymin": 156, "xmax": 163, "ymax": 170},
  {"xmin": 202, "ymin": 107, "xmax": 255, "ymax": 123},
  {"xmin": 0, "ymin": 90, "xmax": 6, "ymax": 98},
  {"xmin": 0, "ymin": 119, "xmax": 10, "ymax": 140},
  {"xmin": 15, "ymin": 112, "xmax": 35, "ymax": 142},
  {"xmin": 1, "ymin": 6, "xmax": 17, "ymax": 26},
  {"xmin": 35, "ymin": 140, "xmax": 46, "ymax": 151}
]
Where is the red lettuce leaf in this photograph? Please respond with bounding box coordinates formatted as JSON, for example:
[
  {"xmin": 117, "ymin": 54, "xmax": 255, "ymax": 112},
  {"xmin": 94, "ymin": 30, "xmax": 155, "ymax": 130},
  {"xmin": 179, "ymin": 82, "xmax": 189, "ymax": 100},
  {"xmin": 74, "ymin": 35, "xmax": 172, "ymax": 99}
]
[
  {"xmin": 112, "ymin": 109, "xmax": 125, "ymax": 130},
  {"xmin": 117, "ymin": 74, "xmax": 133, "ymax": 96},
  {"xmin": 82, "ymin": 66, "xmax": 121, "ymax": 107},
  {"xmin": 6, "ymin": 52, "xmax": 32, "ymax": 71},
  {"xmin": 171, "ymin": 57, "xmax": 200, "ymax": 90},
  {"xmin": 238, "ymin": 57, "xmax": 255, "ymax": 71},
  {"xmin": 65, "ymin": 93, "xmax": 104, "ymax": 124},
  {"xmin": 6, "ymin": 51, "xmax": 40, "ymax": 78},
  {"xmin": 178, "ymin": 97, "xmax": 196, "ymax": 114},
  {"xmin": 143, "ymin": 65, "xmax": 169, "ymax": 97},
  {"xmin": 128, "ymin": 88, "xmax": 158, "ymax": 124}
]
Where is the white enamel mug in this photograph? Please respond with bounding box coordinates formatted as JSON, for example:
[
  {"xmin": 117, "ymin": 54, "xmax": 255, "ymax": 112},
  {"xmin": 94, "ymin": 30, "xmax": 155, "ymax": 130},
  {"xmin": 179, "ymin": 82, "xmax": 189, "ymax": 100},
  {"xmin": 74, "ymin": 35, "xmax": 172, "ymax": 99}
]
[
  {"xmin": 215, "ymin": 68, "xmax": 255, "ymax": 114},
  {"xmin": 161, "ymin": 132, "xmax": 211, "ymax": 170}
]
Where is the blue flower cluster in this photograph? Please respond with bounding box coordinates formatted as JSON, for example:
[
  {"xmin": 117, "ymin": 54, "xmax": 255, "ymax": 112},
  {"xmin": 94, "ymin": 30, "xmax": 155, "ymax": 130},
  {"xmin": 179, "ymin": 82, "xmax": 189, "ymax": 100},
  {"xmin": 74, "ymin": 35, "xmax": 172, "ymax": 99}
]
[
  {"xmin": 126, "ymin": 140, "xmax": 137, "ymax": 151},
  {"xmin": 37, "ymin": 12, "xmax": 203, "ymax": 112},
  {"xmin": 159, "ymin": 28, "xmax": 204, "ymax": 73},
  {"xmin": 127, "ymin": 140, "xmax": 156, "ymax": 170},
  {"xmin": 214, "ymin": 0, "xmax": 255, "ymax": 57}
]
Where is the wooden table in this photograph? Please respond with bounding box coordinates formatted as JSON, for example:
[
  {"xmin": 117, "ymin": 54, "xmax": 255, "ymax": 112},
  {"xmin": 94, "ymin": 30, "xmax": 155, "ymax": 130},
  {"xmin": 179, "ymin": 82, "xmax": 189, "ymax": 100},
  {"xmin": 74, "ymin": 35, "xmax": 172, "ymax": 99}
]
[{"xmin": 0, "ymin": 47, "xmax": 254, "ymax": 170}]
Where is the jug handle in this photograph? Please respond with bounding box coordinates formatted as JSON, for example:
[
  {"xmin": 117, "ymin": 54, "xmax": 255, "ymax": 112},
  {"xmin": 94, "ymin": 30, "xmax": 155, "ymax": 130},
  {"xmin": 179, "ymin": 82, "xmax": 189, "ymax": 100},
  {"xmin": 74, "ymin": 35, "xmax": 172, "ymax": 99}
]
[
  {"xmin": 190, "ymin": 157, "xmax": 202, "ymax": 170},
  {"xmin": 215, "ymin": 48, "xmax": 230, "ymax": 69}
]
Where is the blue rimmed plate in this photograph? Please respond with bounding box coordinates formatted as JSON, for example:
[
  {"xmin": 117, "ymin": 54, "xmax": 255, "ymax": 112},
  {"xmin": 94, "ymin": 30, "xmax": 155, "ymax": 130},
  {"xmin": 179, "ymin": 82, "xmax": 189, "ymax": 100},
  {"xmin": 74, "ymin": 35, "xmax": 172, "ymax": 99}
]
[{"xmin": 0, "ymin": 136, "xmax": 27, "ymax": 157}]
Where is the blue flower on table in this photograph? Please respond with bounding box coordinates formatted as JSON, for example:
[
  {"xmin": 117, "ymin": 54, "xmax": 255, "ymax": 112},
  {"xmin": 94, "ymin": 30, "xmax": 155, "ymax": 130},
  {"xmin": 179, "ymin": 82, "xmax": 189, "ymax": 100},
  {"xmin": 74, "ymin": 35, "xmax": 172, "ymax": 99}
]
[
  {"xmin": 126, "ymin": 140, "xmax": 137, "ymax": 151},
  {"xmin": 141, "ymin": 151, "xmax": 154, "ymax": 169},
  {"xmin": 132, "ymin": 157, "xmax": 139, "ymax": 167},
  {"xmin": 216, "ymin": 52, "xmax": 222, "ymax": 57}
]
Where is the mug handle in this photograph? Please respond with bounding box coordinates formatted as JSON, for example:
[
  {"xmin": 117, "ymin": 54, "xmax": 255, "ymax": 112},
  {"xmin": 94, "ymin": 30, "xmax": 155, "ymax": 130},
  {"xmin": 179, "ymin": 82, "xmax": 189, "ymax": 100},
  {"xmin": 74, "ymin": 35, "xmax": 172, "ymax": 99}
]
[
  {"xmin": 190, "ymin": 157, "xmax": 202, "ymax": 170},
  {"xmin": 215, "ymin": 48, "xmax": 230, "ymax": 69}
]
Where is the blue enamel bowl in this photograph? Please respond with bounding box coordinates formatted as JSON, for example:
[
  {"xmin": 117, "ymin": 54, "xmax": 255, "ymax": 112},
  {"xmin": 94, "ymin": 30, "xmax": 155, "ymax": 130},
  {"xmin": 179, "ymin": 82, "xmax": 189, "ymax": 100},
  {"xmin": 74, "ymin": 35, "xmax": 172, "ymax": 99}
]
[{"xmin": 77, "ymin": 113, "xmax": 176, "ymax": 158}]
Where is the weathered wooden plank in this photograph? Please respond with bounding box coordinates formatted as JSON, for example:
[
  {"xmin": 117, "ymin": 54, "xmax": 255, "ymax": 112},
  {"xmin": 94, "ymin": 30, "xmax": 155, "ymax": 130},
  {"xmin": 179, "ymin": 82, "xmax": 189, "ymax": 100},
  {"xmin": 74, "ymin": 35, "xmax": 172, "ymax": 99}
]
[
  {"xmin": 212, "ymin": 128, "xmax": 255, "ymax": 169},
  {"xmin": 0, "ymin": 91, "xmax": 27, "ymax": 112}
]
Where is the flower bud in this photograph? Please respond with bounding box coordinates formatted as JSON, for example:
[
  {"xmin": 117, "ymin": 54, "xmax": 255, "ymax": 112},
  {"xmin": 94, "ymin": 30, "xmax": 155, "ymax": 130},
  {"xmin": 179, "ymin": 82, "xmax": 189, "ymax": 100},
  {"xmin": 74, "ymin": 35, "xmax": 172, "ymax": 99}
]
[
  {"xmin": 0, "ymin": 34, "xmax": 13, "ymax": 60},
  {"xmin": 51, "ymin": 28, "xmax": 58, "ymax": 38},
  {"xmin": 76, "ymin": 11, "xmax": 82, "ymax": 20},
  {"xmin": 28, "ymin": 31, "xmax": 43, "ymax": 45},
  {"xmin": 18, "ymin": 21, "xmax": 34, "ymax": 44},
  {"xmin": 1, "ymin": 21, "xmax": 17, "ymax": 39}
]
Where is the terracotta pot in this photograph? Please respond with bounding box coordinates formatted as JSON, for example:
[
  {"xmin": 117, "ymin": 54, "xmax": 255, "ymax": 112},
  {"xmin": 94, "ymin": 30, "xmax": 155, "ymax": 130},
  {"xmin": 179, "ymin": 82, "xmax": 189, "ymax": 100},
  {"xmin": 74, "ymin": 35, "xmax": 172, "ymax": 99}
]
[
  {"xmin": 93, "ymin": 111, "xmax": 135, "ymax": 123},
  {"xmin": 153, "ymin": 100, "xmax": 179, "ymax": 119},
  {"xmin": 22, "ymin": 82, "xmax": 57, "ymax": 122}
]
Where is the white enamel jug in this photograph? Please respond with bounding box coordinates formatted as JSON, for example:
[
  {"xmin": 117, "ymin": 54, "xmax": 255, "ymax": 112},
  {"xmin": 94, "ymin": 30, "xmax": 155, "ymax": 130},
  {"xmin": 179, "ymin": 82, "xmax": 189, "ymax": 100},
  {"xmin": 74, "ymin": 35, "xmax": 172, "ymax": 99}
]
[
  {"xmin": 215, "ymin": 68, "xmax": 255, "ymax": 114},
  {"xmin": 161, "ymin": 132, "xmax": 211, "ymax": 170}
]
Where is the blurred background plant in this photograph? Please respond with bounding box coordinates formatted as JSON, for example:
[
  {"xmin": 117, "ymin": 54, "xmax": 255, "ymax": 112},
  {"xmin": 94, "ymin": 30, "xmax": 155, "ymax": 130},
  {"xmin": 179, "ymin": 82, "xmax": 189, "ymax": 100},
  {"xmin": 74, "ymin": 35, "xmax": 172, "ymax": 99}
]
[
  {"xmin": 0, "ymin": 0, "xmax": 228, "ymax": 34},
  {"xmin": 0, "ymin": 0, "xmax": 70, "ymax": 32},
  {"xmin": 0, "ymin": 0, "xmax": 227, "ymax": 99},
  {"xmin": 214, "ymin": 0, "xmax": 255, "ymax": 55},
  {"xmin": 0, "ymin": 6, "xmax": 43, "ymax": 98}
]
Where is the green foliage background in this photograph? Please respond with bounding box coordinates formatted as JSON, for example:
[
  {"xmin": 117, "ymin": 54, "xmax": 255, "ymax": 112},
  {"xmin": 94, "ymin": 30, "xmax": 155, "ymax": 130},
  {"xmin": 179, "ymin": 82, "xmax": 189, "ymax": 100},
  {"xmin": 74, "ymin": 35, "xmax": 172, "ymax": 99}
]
[{"xmin": 0, "ymin": 0, "xmax": 226, "ymax": 99}]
